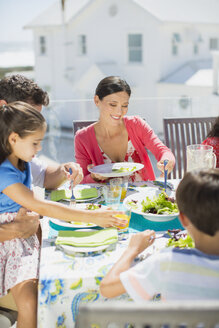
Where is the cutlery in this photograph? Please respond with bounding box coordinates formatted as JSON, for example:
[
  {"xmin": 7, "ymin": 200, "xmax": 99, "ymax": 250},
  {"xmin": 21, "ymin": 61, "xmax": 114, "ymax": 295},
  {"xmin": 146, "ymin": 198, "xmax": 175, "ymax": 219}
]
[
  {"xmin": 69, "ymin": 168, "xmax": 76, "ymax": 207},
  {"xmin": 163, "ymin": 159, "xmax": 168, "ymax": 192}
]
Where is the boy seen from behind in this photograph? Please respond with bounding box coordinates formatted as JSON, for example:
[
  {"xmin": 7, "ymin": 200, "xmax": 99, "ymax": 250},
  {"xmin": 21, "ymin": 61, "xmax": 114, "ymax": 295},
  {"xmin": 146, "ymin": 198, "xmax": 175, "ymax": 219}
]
[{"xmin": 100, "ymin": 169, "xmax": 219, "ymax": 300}]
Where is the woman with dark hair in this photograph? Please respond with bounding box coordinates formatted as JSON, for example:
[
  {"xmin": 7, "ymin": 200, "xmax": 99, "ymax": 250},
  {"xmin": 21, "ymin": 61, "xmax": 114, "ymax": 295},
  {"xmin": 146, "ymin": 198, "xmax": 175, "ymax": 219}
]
[
  {"xmin": 202, "ymin": 116, "xmax": 219, "ymax": 168},
  {"xmin": 75, "ymin": 76, "xmax": 175, "ymax": 183}
]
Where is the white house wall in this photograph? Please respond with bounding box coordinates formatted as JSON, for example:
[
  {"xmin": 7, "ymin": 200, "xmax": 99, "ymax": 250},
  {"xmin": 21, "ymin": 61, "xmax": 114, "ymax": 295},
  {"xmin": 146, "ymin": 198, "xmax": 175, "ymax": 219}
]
[{"xmin": 31, "ymin": 0, "xmax": 219, "ymax": 131}]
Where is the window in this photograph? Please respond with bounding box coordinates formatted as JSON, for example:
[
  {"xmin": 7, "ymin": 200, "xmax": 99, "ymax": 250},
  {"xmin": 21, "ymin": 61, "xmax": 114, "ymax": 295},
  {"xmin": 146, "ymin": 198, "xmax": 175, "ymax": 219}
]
[
  {"xmin": 39, "ymin": 36, "xmax": 46, "ymax": 55},
  {"xmin": 172, "ymin": 42, "xmax": 178, "ymax": 56},
  {"xmin": 128, "ymin": 34, "xmax": 142, "ymax": 63},
  {"xmin": 172, "ymin": 33, "xmax": 181, "ymax": 43},
  {"xmin": 171, "ymin": 33, "xmax": 181, "ymax": 56},
  {"xmin": 193, "ymin": 43, "xmax": 199, "ymax": 55},
  {"xmin": 209, "ymin": 38, "xmax": 219, "ymax": 50},
  {"xmin": 78, "ymin": 35, "xmax": 87, "ymax": 55}
]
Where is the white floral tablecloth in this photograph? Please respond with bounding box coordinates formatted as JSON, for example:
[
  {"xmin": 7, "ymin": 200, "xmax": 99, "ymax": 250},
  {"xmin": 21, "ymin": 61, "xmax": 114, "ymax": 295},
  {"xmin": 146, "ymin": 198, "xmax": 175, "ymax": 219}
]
[
  {"xmin": 38, "ymin": 180, "xmax": 180, "ymax": 328},
  {"xmin": 38, "ymin": 218, "xmax": 133, "ymax": 328}
]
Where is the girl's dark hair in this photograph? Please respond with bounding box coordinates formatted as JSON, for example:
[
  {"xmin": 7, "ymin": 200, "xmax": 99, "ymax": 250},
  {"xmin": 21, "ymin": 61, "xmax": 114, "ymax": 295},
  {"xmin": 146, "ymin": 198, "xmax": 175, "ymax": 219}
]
[
  {"xmin": 207, "ymin": 116, "xmax": 219, "ymax": 137},
  {"xmin": 176, "ymin": 169, "xmax": 219, "ymax": 236},
  {"xmin": 0, "ymin": 101, "xmax": 46, "ymax": 165},
  {"xmin": 95, "ymin": 76, "xmax": 131, "ymax": 100}
]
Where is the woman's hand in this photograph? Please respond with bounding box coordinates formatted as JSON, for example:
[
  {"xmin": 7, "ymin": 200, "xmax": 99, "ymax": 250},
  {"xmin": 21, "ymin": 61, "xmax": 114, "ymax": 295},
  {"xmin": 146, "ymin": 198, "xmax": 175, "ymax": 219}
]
[
  {"xmin": 157, "ymin": 159, "xmax": 174, "ymax": 177},
  {"xmin": 91, "ymin": 209, "xmax": 127, "ymax": 228},
  {"xmin": 87, "ymin": 164, "xmax": 109, "ymax": 182},
  {"xmin": 128, "ymin": 230, "xmax": 155, "ymax": 255}
]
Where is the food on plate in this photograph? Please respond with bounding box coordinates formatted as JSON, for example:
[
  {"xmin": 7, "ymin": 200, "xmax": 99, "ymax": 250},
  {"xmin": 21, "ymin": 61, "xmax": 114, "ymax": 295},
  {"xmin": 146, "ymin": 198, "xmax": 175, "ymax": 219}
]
[
  {"xmin": 127, "ymin": 191, "xmax": 178, "ymax": 215},
  {"xmin": 85, "ymin": 204, "xmax": 102, "ymax": 210},
  {"xmin": 112, "ymin": 166, "xmax": 137, "ymax": 173},
  {"xmin": 141, "ymin": 191, "xmax": 178, "ymax": 214},
  {"xmin": 127, "ymin": 199, "xmax": 139, "ymax": 210},
  {"xmin": 71, "ymin": 203, "xmax": 101, "ymax": 225},
  {"xmin": 166, "ymin": 229, "xmax": 194, "ymax": 248}
]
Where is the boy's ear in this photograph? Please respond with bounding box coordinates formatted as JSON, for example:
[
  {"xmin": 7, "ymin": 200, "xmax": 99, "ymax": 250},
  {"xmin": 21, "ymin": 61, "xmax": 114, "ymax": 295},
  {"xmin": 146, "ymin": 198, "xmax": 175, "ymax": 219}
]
[
  {"xmin": 0, "ymin": 100, "xmax": 7, "ymax": 106},
  {"xmin": 178, "ymin": 212, "xmax": 190, "ymax": 228}
]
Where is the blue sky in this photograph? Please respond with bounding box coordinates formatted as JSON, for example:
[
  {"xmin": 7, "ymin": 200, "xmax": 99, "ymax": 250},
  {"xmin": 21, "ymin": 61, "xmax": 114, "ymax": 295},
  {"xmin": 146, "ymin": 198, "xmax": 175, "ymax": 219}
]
[{"xmin": 0, "ymin": 0, "xmax": 57, "ymax": 42}]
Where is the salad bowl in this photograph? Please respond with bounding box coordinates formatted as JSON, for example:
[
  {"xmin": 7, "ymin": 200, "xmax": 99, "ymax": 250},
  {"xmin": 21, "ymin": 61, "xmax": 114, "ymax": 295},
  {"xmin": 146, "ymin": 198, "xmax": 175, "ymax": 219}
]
[{"xmin": 123, "ymin": 188, "xmax": 179, "ymax": 222}]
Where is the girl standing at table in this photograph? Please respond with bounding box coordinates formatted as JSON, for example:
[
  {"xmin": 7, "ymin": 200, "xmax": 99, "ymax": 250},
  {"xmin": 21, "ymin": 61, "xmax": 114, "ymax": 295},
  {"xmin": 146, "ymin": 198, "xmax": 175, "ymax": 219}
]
[
  {"xmin": 75, "ymin": 76, "xmax": 175, "ymax": 183},
  {"xmin": 0, "ymin": 102, "xmax": 125, "ymax": 328},
  {"xmin": 202, "ymin": 116, "xmax": 219, "ymax": 168}
]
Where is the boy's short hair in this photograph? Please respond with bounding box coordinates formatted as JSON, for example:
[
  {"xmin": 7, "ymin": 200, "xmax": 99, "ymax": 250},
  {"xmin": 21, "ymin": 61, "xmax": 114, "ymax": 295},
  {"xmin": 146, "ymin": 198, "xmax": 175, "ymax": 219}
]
[
  {"xmin": 176, "ymin": 169, "xmax": 219, "ymax": 236},
  {"xmin": 0, "ymin": 74, "xmax": 49, "ymax": 106}
]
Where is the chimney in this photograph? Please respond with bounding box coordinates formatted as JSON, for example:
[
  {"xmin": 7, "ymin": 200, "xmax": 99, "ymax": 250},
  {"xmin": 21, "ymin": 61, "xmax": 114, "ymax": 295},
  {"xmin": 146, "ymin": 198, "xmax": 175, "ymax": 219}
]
[{"xmin": 212, "ymin": 51, "xmax": 219, "ymax": 95}]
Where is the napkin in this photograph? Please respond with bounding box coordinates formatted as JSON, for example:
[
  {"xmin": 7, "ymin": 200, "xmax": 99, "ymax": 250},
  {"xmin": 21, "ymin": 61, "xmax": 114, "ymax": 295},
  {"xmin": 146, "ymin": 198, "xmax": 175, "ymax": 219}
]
[
  {"xmin": 50, "ymin": 187, "xmax": 98, "ymax": 202},
  {"xmin": 73, "ymin": 188, "xmax": 98, "ymax": 200},
  {"xmin": 51, "ymin": 189, "xmax": 71, "ymax": 201},
  {"xmin": 55, "ymin": 228, "xmax": 118, "ymax": 247}
]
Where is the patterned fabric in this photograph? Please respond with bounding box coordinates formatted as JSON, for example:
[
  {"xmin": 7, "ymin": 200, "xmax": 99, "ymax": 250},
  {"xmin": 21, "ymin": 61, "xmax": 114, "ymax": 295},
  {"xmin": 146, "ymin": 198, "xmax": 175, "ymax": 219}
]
[
  {"xmin": 100, "ymin": 139, "xmax": 143, "ymax": 182},
  {"xmin": 0, "ymin": 212, "xmax": 40, "ymax": 297},
  {"xmin": 202, "ymin": 137, "xmax": 219, "ymax": 168},
  {"xmin": 120, "ymin": 247, "xmax": 219, "ymax": 301}
]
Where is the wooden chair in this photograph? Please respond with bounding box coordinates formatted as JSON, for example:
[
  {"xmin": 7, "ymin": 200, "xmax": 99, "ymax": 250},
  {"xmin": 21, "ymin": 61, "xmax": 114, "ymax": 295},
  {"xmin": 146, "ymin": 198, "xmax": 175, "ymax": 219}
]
[
  {"xmin": 75, "ymin": 300, "xmax": 219, "ymax": 328},
  {"xmin": 73, "ymin": 120, "xmax": 96, "ymax": 135},
  {"xmin": 163, "ymin": 117, "xmax": 216, "ymax": 179}
]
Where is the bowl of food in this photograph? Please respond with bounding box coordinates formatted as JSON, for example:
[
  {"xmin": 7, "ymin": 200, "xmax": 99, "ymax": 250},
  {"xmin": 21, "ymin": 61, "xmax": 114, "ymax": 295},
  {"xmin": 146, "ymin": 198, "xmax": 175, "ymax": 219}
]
[{"xmin": 123, "ymin": 188, "xmax": 179, "ymax": 222}]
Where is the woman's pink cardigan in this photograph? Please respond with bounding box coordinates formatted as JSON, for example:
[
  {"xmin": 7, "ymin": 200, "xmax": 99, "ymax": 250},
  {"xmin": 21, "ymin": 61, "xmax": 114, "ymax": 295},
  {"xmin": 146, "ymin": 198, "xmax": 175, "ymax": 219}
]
[{"xmin": 74, "ymin": 116, "xmax": 175, "ymax": 184}]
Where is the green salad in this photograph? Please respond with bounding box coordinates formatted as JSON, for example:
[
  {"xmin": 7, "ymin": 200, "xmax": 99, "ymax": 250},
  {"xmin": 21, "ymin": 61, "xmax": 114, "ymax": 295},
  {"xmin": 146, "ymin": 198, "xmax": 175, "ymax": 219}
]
[
  {"xmin": 112, "ymin": 166, "xmax": 136, "ymax": 173},
  {"xmin": 166, "ymin": 229, "xmax": 195, "ymax": 248},
  {"xmin": 85, "ymin": 204, "xmax": 101, "ymax": 210},
  {"xmin": 141, "ymin": 191, "xmax": 178, "ymax": 215}
]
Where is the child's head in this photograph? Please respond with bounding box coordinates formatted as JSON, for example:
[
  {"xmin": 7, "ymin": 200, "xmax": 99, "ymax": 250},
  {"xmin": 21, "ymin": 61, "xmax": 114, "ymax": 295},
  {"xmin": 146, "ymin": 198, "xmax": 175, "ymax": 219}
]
[
  {"xmin": 208, "ymin": 116, "xmax": 219, "ymax": 138},
  {"xmin": 176, "ymin": 169, "xmax": 219, "ymax": 236},
  {"xmin": 0, "ymin": 74, "xmax": 49, "ymax": 111},
  {"xmin": 0, "ymin": 101, "xmax": 47, "ymax": 164}
]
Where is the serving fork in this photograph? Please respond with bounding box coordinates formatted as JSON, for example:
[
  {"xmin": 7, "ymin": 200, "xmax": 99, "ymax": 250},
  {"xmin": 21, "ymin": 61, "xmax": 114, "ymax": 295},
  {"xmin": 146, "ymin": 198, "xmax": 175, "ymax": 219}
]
[{"xmin": 69, "ymin": 168, "xmax": 76, "ymax": 207}]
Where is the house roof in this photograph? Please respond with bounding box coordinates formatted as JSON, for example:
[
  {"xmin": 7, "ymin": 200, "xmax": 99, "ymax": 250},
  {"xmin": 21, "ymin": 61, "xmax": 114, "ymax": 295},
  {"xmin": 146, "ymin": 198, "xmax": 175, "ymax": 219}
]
[
  {"xmin": 133, "ymin": 0, "xmax": 219, "ymax": 24},
  {"xmin": 25, "ymin": 0, "xmax": 219, "ymax": 29},
  {"xmin": 25, "ymin": 0, "xmax": 92, "ymax": 28},
  {"xmin": 159, "ymin": 59, "xmax": 213, "ymax": 86}
]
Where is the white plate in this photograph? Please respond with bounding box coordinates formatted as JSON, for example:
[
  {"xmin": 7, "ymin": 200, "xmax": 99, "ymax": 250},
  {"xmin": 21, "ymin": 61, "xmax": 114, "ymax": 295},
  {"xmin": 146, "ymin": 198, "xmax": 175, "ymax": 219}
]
[
  {"xmin": 56, "ymin": 243, "xmax": 113, "ymax": 255},
  {"xmin": 123, "ymin": 188, "xmax": 179, "ymax": 222},
  {"xmin": 49, "ymin": 203, "xmax": 106, "ymax": 229},
  {"xmin": 88, "ymin": 162, "xmax": 144, "ymax": 178}
]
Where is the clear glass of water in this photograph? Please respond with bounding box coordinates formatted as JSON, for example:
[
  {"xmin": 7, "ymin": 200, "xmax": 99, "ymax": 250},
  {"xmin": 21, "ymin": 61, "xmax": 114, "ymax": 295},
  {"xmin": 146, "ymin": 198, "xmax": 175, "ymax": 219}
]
[{"xmin": 102, "ymin": 185, "xmax": 122, "ymax": 209}]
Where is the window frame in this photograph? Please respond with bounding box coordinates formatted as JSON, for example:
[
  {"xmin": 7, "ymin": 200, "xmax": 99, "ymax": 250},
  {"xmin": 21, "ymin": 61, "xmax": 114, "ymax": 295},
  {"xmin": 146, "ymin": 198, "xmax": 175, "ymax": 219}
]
[
  {"xmin": 209, "ymin": 38, "xmax": 219, "ymax": 50},
  {"xmin": 78, "ymin": 34, "xmax": 87, "ymax": 56},
  {"xmin": 128, "ymin": 33, "xmax": 143, "ymax": 64},
  {"xmin": 39, "ymin": 36, "xmax": 47, "ymax": 56}
]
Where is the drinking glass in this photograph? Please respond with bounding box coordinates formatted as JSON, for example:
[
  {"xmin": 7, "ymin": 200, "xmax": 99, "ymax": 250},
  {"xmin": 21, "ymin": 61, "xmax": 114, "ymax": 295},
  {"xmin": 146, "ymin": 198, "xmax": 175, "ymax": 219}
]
[
  {"xmin": 110, "ymin": 177, "xmax": 129, "ymax": 201},
  {"xmin": 186, "ymin": 144, "xmax": 216, "ymax": 172},
  {"xmin": 114, "ymin": 209, "xmax": 131, "ymax": 233},
  {"xmin": 102, "ymin": 185, "xmax": 122, "ymax": 209}
]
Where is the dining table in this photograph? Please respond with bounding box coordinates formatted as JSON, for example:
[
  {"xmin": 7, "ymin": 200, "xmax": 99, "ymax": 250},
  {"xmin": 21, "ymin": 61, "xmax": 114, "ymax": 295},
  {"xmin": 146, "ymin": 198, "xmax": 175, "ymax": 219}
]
[{"xmin": 37, "ymin": 180, "xmax": 183, "ymax": 328}]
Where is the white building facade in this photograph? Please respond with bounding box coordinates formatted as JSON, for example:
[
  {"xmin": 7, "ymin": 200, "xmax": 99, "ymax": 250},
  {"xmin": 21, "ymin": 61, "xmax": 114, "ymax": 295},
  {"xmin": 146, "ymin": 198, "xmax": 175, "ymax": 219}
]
[{"xmin": 26, "ymin": 0, "xmax": 219, "ymax": 131}]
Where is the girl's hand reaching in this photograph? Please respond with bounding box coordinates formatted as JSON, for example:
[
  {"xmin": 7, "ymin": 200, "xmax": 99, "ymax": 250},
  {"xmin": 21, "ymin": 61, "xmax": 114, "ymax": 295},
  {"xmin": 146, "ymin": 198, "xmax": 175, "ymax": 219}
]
[{"xmin": 90, "ymin": 209, "xmax": 127, "ymax": 228}]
